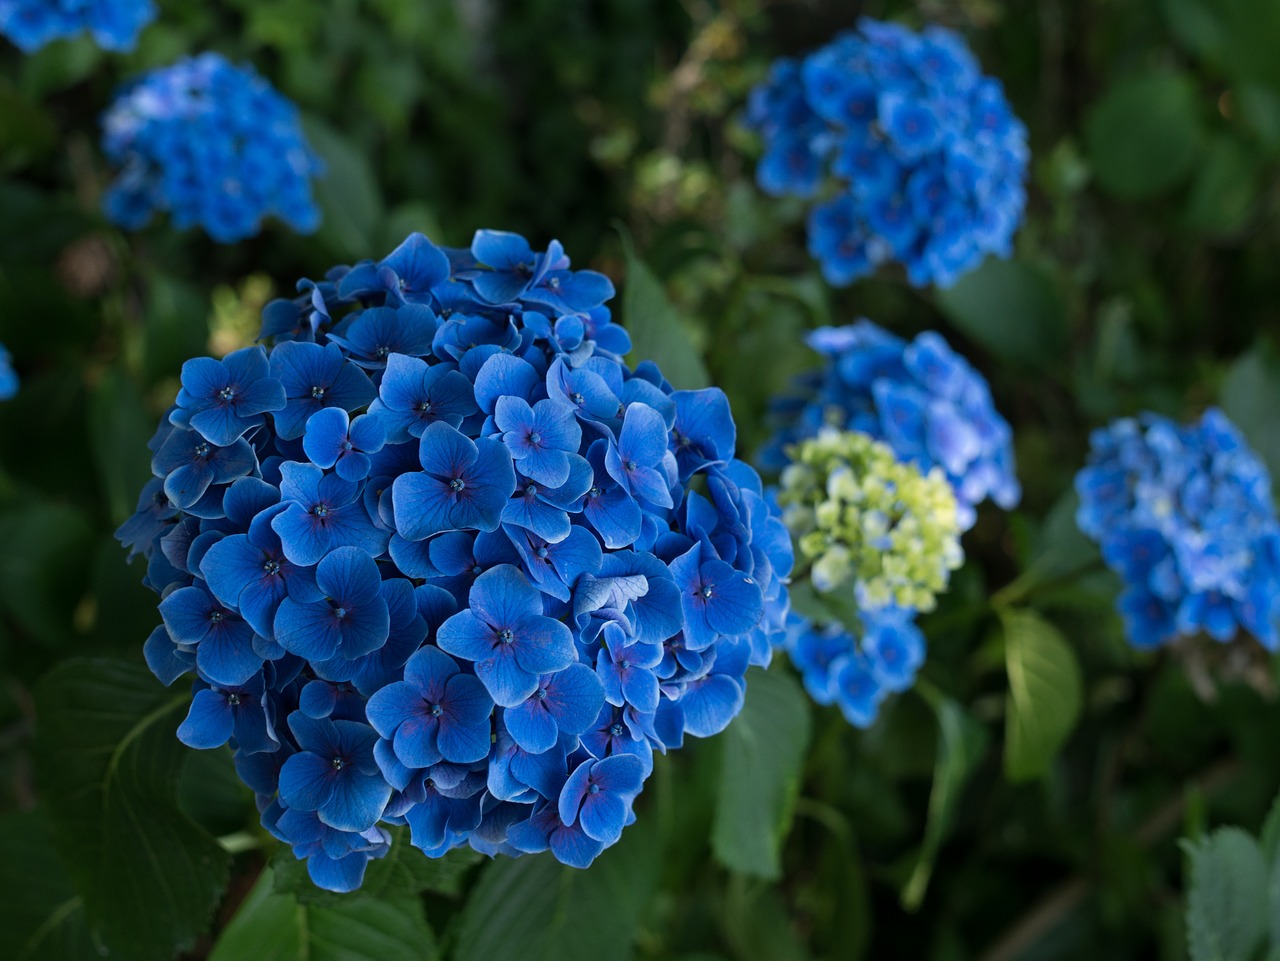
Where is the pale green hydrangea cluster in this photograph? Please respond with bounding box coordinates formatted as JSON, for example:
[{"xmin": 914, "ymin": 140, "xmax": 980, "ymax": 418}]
[{"xmin": 778, "ymin": 429, "xmax": 963, "ymax": 612}]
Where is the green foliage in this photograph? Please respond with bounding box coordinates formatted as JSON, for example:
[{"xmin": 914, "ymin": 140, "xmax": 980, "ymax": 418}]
[
  {"xmin": 712, "ymin": 669, "xmax": 813, "ymax": 879},
  {"xmin": 1084, "ymin": 71, "xmax": 1205, "ymax": 200},
  {"xmin": 211, "ymin": 867, "xmax": 438, "ymax": 961},
  {"xmin": 32, "ymin": 659, "xmax": 230, "ymax": 961},
  {"xmin": 620, "ymin": 233, "xmax": 711, "ymax": 390},
  {"xmin": 454, "ymin": 821, "xmax": 661, "ymax": 961},
  {"xmin": 1001, "ymin": 610, "xmax": 1084, "ymax": 782},
  {"xmin": 0, "ymin": 812, "xmax": 96, "ymax": 961},
  {"xmin": 1183, "ymin": 826, "xmax": 1272, "ymax": 961},
  {"xmin": 935, "ymin": 258, "xmax": 1067, "ymax": 369}
]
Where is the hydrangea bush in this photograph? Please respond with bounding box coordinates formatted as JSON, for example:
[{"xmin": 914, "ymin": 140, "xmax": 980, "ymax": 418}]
[
  {"xmin": 776, "ymin": 430, "xmax": 960, "ymax": 726},
  {"xmin": 116, "ymin": 229, "xmax": 792, "ymax": 890},
  {"xmin": 0, "ymin": 0, "xmax": 154, "ymax": 52},
  {"xmin": 745, "ymin": 17, "xmax": 1028, "ymax": 287},
  {"xmin": 766, "ymin": 320, "xmax": 1020, "ymax": 531},
  {"xmin": 101, "ymin": 53, "xmax": 323, "ymax": 243},
  {"xmin": 1075, "ymin": 408, "xmax": 1280, "ymax": 650}
]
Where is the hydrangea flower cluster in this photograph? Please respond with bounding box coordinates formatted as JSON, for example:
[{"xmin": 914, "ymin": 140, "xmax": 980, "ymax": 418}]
[
  {"xmin": 0, "ymin": 344, "xmax": 16, "ymax": 401},
  {"xmin": 777, "ymin": 430, "xmax": 959, "ymax": 728},
  {"xmin": 102, "ymin": 53, "xmax": 323, "ymax": 243},
  {"xmin": 766, "ymin": 320, "xmax": 1020, "ymax": 531},
  {"xmin": 745, "ymin": 17, "xmax": 1028, "ymax": 287},
  {"xmin": 0, "ymin": 0, "xmax": 154, "ymax": 52},
  {"xmin": 1075, "ymin": 409, "xmax": 1280, "ymax": 650},
  {"xmin": 117, "ymin": 229, "xmax": 792, "ymax": 891},
  {"xmin": 778, "ymin": 430, "xmax": 961, "ymax": 612}
]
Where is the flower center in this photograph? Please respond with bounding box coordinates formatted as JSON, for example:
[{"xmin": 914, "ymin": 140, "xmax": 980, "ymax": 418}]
[
  {"xmin": 609, "ymin": 723, "xmax": 624, "ymax": 737},
  {"xmin": 194, "ymin": 442, "xmax": 210, "ymax": 458},
  {"xmin": 535, "ymin": 547, "xmax": 549, "ymax": 559},
  {"xmin": 417, "ymin": 400, "xmax": 433, "ymax": 413},
  {"xmin": 498, "ymin": 628, "xmax": 514, "ymax": 644},
  {"xmin": 333, "ymin": 606, "xmax": 347, "ymax": 619},
  {"xmin": 588, "ymin": 783, "xmax": 600, "ymax": 795},
  {"xmin": 624, "ymin": 459, "xmax": 636, "ymax": 472},
  {"xmin": 428, "ymin": 703, "xmax": 443, "ymax": 717},
  {"xmin": 313, "ymin": 504, "xmax": 329, "ymax": 518},
  {"xmin": 534, "ymin": 687, "xmax": 548, "ymax": 700},
  {"xmin": 525, "ymin": 484, "xmax": 538, "ymax": 496},
  {"xmin": 471, "ymin": 564, "xmax": 483, "ymax": 575},
  {"xmin": 209, "ymin": 611, "xmax": 224, "ymax": 623},
  {"xmin": 218, "ymin": 386, "xmax": 236, "ymax": 401},
  {"xmin": 528, "ymin": 431, "xmax": 542, "ymax": 446},
  {"xmin": 571, "ymin": 392, "xmax": 585, "ymax": 405},
  {"xmin": 342, "ymin": 440, "xmax": 354, "ymax": 451},
  {"xmin": 331, "ymin": 756, "xmax": 345, "ymax": 770},
  {"xmin": 310, "ymin": 385, "xmax": 326, "ymax": 399},
  {"xmin": 263, "ymin": 559, "xmax": 281, "ymax": 575},
  {"xmin": 376, "ymin": 345, "xmax": 391, "ymax": 357},
  {"xmin": 699, "ymin": 585, "xmax": 713, "ymax": 599},
  {"xmin": 450, "ymin": 477, "xmax": 466, "ymax": 492},
  {"xmin": 587, "ymin": 486, "xmax": 602, "ymax": 497},
  {"xmin": 226, "ymin": 693, "xmax": 241, "ymax": 706}
]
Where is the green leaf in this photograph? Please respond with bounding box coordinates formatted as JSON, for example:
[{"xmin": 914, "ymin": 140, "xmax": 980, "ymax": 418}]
[
  {"xmin": 210, "ymin": 867, "xmax": 437, "ymax": 961},
  {"xmin": 1183, "ymin": 137, "xmax": 1261, "ymax": 236},
  {"xmin": 1084, "ymin": 70, "xmax": 1205, "ymax": 200},
  {"xmin": 619, "ymin": 231, "xmax": 711, "ymax": 390},
  {"xmin": 303, "ymin": 116, "xmax": 386, "ymax": 262},
  {"xmin": 1221, "ymin": 339, "xmax": 1280, "ymax": 483},
  {"xmin": 1258, "ymin": 790, "xmax": 1280, "ymax": 864},
  {"xmin": 0, "ymin": 502, "xmax": 94, "ymax": 645},
  {"xmin": 271, "ymin": 828, "xmax": 481, "ymax": 904},
  {"xmin": 89, "ymin": 368, "xmax": 155, "ymax": 525},
  {"xmin": 935, "ymin": 258, "xmax": 1066, "ymax": 369},
  {"xmin": 454, "ymin": 820, "xmax": 661, "ymax": 961},
  {"xmin": 902, "ymin": 690, "xmax": 988, "ymax": 910},
  {"xmin": 0, "ymin": 812, "xmax": 97, "ymax": 961},
  {"xmin": 34, "ymin": 658, "xmax": 230, "ymax": 961},
  {"xmin": 712, "ymin": 668, "xmax": 813, "ymax": 879},
  {"xmin": 1001, "ymin": 610, "xmax": 1083, "ymax": 782},
  {"xmin": 1182, "ymin": 828, "xmax": 1270, "ymax": 961}
]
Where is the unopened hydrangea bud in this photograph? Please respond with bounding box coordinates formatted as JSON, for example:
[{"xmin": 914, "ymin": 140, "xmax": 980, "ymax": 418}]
[{"xmin": 778, "ymin": 429, "xmax": 962, "ymax": 613}]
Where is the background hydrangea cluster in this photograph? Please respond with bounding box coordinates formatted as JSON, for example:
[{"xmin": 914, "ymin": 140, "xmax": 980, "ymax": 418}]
[
  {"xmin": 0, "ymin": 343, "xmax": 15, "ymax": 401},
  {"xmin": 101, "ymin": 53, "xmax": 323, "ymax": 243},
  {"xmin": 0, "ymin": 0, "xmax": 154, "ymax": 52},
  {"xmin": 1076, "ymin": 409, "xmax": 1280, "ymax": 650},
  {"xmin": 766, "ymin": 320, "xmax": 1020, "ymax": 532},
  {"xmin": 777, "ymin": 430, "xmax": 959, "ymax": 726},
  {"xmin": 745, "ymin": 17, "xmax": 1028, "ymax": 287},
  {"xmin": 116, "ymin": 228, "xmax": 792, "ymax": 890}
]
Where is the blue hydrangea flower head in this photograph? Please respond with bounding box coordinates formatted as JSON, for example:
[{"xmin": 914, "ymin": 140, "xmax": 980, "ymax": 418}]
[
  {"xmin": 0, "ymin": 343, "xmax": 17, "ymax": 400},
  {"xmin": 745, "ymin": 18, "xmax": 1028, "ymax": 287},
  {"xmin": 101, "ymin": 53, "xmax": 323, "ymax": 243},
  {"xmin": 1076, "ymin": 408, "xmax": 1280, "ymax": 650},
  {"xmin": 767, "ymin": 319, "xmax": 1019, "ymax": 530},
  {"xmin": 0, "ymin": 0, "xmax": 155, "ymax": 52},
  {"xmin": 116, "ymin": 228, "xmax": 793, "ymax": 889}
]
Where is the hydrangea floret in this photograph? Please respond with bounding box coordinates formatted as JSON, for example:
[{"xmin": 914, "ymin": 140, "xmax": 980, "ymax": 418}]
[
  {"xmin": 779, "ymin": 429, "xmax": 961, "ymax": 611},
  {"xmin": 1075, "ymin": 408, "xmax": 1280, "ymax": 650},
  {"xmin": 101, "ymin": 53, "xmax": 323, "ymax": 243},
  {"xmin": 0, "ymin": 0, "xmax": 155, "ymax": 52},
  {"xmin": 767, "ymin": 320, "xmax": 1019, "ymax": 530},
  {"xmin": 775, "ymin": 429, "xmax": 960, "ymax": 727},
  {"xmin": 117, "ymin": 228, "xmax": 793, "ymax": 891},
  {"xmin": 0, "ymin": 343, "xmax": 16, "ymax": 401},
  {"xmin": 745, "ymin": 17, "xmax": 1028, "ymax": 287}
]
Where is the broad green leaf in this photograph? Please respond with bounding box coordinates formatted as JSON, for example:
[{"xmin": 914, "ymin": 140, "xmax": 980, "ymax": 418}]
[
  {"xmin": 211, "ymin": 867, "xmax": 437, "ymax": 961},
  {"xmin": 89, "ymin": 368, "xmax": 155, "ymax": 525},
  {"xmin": 144, "ymin": 271, "xmax": 211, "ymax": 385},
  {"xmin": 303, "ymin": 116, "xmax": 385, "ymax": 262},
  {"xmin": 1221, "ymin": 340, "xmax": 1280, "ymax": 483},
  {"xmin": 902, "ymin": 690, "xmax": 988, "ymax": 909},
  {"xmin": 1161, "ymin": 0, "xmax": 1228, "ymax": 60},
  {"xmin": 0, "ymin": 812, "xmax": 97, "ymax": 961},
  {"xmin": 1084, "ymin": 71, "xmax": 1204, "ymax": 200},
  {"xmin": 723, "ymin": 881, "xmax": 811, "ymax": 961},
  {"xmin": 454, "ymin": 818, "xmax": 661, "ymax": 961},
  {"xmin": 1183, "ymin": 137, "xmax": 1261, "ymax": 236},
  {"xmin": 1182, "ymin": 828, "xmax": 1269, "ymax": 961},
  {"xmin": 0, "ymin": 502, "xmax": 94, "ymax": 645},
  {"xmin": 935, "ymin": 258, "xmax": 1066, "ymax": 369},
  {"xmin": 271, "ymin": 828, "xmax": 481, "ymax": 904},
  {"xmin": 712, "ymin": 668, "xmax": 812, "ymax": 879},
  {"xmin": 1259, "ymin": 790, "xmax": 1280, "ymax": 863},
  {"xmin": 34, "ymin": 658, "xmax": 230, "ymax": 961},
  {"xmin": 1002, "ymin": 610, "xmax": 1083, "ymax": 782},
  {"xmin": 619, "ymin": 232, "xmax": 711, "ymax": 390}
]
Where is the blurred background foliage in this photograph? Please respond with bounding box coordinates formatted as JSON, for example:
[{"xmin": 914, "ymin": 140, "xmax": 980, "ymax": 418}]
[{"xmin": 3, "ymin": 0, "xmax": 1280, "ymax": 959}]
